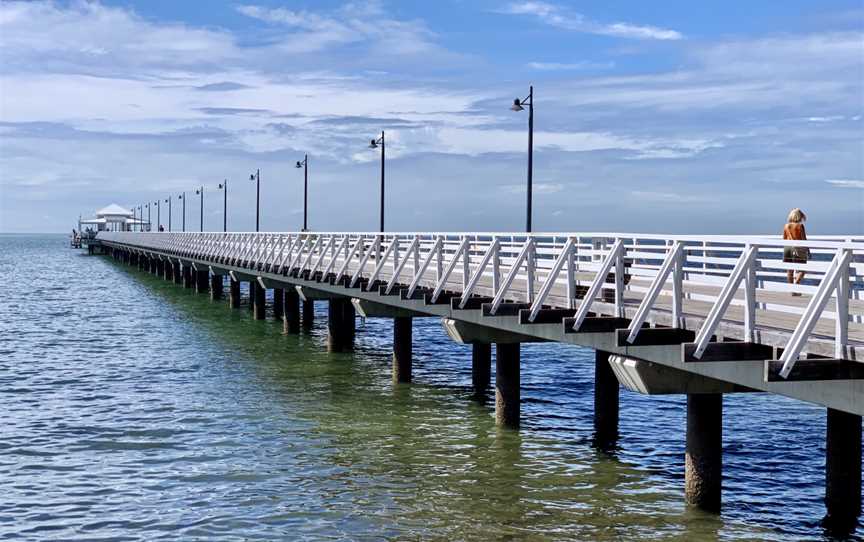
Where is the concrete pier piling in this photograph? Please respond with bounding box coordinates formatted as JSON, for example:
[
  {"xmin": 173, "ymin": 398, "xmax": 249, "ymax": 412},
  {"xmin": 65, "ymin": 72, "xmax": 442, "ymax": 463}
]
[
  {"xmin": 303, "ymin": 300, "xmax": 315, "ymax": 329},
  {"xmin": 173, "ymin": 262, "xmax": 182, "ymax": 285},
  {"xmin": 824, "ymin": 408, "xmax": 862, "ymax": 533},
  {"xmin": 392, "ymin": 316, "xmax": 412, "ymax": 383},
  {"xmin": 182, "ymin": 266, "xmax": 193, "ymax": 289},
  {"xmin": 327, "ymin": 298, "xmax": 355, "ymax": 352},
  {"xmin": 685, "ymin": 393, "xmax": 723, "ymax": 512},
  {"xmin": 472, "ymin": 343, "xmax": 492, "ymax": 395},
  {"xmin": 593, "ymin": 350, "xmax": 620, "ymax": 450},
  {"xmin": 284, "ymin": 288, "xmax": 300, "ymax": 333},
  {"xmin": 273, "ymin": 288, "xmax": 284, "ymax": 321},
  {"xmin": 195, "ymin": 270, "xmax": 208, "ymax": 294},
  {"xmin": 229, "ymin": 278, "xmax": 241, "ymax": 308},
  {"xmin": 210, "ymin": 274, "xmax": 223, "ymax": 300},
  {"xmin": 248, "ymin": 282, "xmax": 256, "ymax": 311},
  {"xmin": 253, "ymin": 283, "xmax": 266, "ymax": 320},
  {"xmin": 495, "ymin": 343, "xmax": 520, "ymax": 429}
]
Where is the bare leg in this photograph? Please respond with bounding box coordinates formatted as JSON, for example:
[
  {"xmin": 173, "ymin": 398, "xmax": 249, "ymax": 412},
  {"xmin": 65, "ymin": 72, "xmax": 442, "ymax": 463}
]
[
  {"xmin": 787, "ymin": 270, "xmax": 794, "ymax": 284},
  {"xmin": 796, "ymin": 271, "xmax": 806, "ymax": 284}
]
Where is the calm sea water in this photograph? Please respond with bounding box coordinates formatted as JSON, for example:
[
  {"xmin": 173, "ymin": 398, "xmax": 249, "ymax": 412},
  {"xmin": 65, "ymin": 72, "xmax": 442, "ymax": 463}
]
[{"xmin": 0, "ymin": 234, "xmax": 858, "ymax": 541}]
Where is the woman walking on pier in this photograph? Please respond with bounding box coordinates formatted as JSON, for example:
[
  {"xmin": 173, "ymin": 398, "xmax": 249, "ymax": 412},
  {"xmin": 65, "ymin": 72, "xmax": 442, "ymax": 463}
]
[{"xmin": 783, "ymin": 208, "xmax": 808, "ymax": 293}]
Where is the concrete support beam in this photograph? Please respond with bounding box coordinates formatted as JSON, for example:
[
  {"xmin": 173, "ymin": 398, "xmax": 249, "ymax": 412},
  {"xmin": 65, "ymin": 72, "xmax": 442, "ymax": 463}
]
[
  {"xmin": 210, "ymin": 274, "xmax": 223, "ymax": 300},
  {"xmin": 495, "ymin": 343, "xmax": 521, "ymax": 429},
  {"xmin": 594, "ymin": 350, "xmax": 620, "ymax": 450},
  {"xmin": 195, "ymin": 270, "xmax": 209, "ymax": 294},
  {"xmin": 393, "ymin": 316, "xmax": 412, "ymax": 383},
  {"xmin": 253, "ymin": 284, "xmax": 266, "ymax": 320},
  {"xmin": 284, "ymin": 288, "xmax": 300, "ymax": 333},
  {"xmin": 182, "ymin": 266, "xmax": 193, "ymax": 289},
  {"xmin": 229, "ymin": 278, "xmax": 241, "ymax": 308},
  {"xmin": 472, "ymin": 343, "xmax": 492, "ymax": 395},
  {"xmin": 327, "ymin": 298, "xmax": 355, "ymax": 352},
  {"xmin": 824, "ymin": 408, "xmax": 862, "ymax": 534},
  {"xmin": 685, "ymin": 393, "xmax": 723, "ymax": 512},
  {"xmin": 273, "ymin": 288, "xmax": 284, "ymax": 321},
  {"xmin": 303, "ymin": 300, "xmax": 315, "ymax": 329}
]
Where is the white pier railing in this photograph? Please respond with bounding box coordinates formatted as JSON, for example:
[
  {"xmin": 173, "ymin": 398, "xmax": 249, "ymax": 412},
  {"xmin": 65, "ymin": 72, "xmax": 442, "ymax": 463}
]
[{"xmin": 98, "ymin": 231, "xmax": 864, "ymax": 377}]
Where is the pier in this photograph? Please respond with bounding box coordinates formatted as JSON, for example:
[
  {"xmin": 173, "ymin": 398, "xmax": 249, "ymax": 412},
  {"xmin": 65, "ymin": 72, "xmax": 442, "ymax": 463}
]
[{"xmin": 89, "ymin": 230, "xmax": 863, "ymax": 531}]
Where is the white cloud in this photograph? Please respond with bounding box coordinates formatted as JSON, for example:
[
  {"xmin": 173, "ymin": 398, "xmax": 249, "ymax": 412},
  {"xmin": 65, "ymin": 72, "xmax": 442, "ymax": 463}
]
[
  {"xmin": 527, "ymin": 61, "xmax": 614, "ymax": 71},
  {"xmin": 501, "ymin": 183, "xmax": 564, "ymax": 194},
  {"xmin": 502, "ymin": 2, "xmax": 683, "ymax": 40},
  {"xmin": 826, "ymin": 179, "xmax": 864, "ymax": 188},
  {"xmin": 631, "ymin": 191, "xmax": 708, "ymax": 203}
]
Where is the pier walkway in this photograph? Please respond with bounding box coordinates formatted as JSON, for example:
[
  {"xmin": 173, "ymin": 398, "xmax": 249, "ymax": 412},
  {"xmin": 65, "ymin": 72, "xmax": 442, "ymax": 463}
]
[{"xmin": 92, "ymin": 230, "xmax": 864, "ymax": 531}]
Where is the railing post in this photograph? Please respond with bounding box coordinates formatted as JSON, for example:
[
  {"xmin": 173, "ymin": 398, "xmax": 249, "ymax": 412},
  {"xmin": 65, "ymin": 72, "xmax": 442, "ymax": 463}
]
[
  {"xmin": 462, "ymin": 236, "xmax": 470, "ymax": 291},
  {"xmin": 492, "ymin": 236, "xmax": 501, "ymax": 294},
  {"xmin": 614, "ymin": 239, "xmax": 625, "ymax": 317},
  {"xmin": 835, "ymin": 249, "xmax": 850, "ymax": 359},
  {"xmin": 566, "ymin": 237, "xmax": 575, "ymax": 309},
  {"xmin": 526, "ymin": 237, "xmax": 536, "ymax": 304},
  {"xmin": 744, "ymin": 244, "xmax": 757, "ymax": 342},
  {"xmin": 672, "ymin": 241, "xmax": 684, "ymax": 328}
]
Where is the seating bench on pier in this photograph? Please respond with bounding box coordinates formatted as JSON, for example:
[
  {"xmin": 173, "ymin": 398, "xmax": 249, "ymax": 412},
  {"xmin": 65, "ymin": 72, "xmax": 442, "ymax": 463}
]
[{"xmin": 92, "ymin": 230, "xmax": 864, "ymax": 532}]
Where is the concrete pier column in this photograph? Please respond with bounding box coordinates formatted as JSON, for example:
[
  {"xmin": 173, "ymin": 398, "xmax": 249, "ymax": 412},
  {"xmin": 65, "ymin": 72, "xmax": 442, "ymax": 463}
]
[
  {"xmin": 248, "ymin": 282, "xmax": 256, "ymax": 311},
  {"xmin": 229, "ymin": 278, "xmax": 241, "ymax": 308},
  {"xmin": 303, "ymin": 300, "xmax": 315, "ymax": 329},
  {"xmin": 210, "ymin": 274, "xmax": 223, "ymax": 300},
  {"xmin": 824, "ymin": 408, "xmax": 862, "ymax": 533},
  {"xmin": 284, "ymin": 288, "xmax": 300, "ymax": 333},
  {"xmin": 495, "ymin": 343, "xmax": 520, "ymax": 429},
  {"xmin": 327, "ymin": 298, "xmax": 355, "ymax": 352},
  {"xmin": 273, "ymin": 288, "xmax": 284, "ymax": 321},
  {"xmin": 472, "ymin": 343, "xmax": 492, "ymax": 394},
  {"xmin": 253, "ymin": 283, "xmax": 266, "ymax": 320},
  {"xmin": 182, "ymin": 265, "xmax": 193, "ymax": 288},
  {"xmin": 685, "ymin": 393, "xmax": 723, "ymax": 512},
  {"xmin": 593, "ymin": 350, "xmax": 620, "ymax": 450},
  {"xmin": 173, "ymin": 262, "xmax": 182, "ymax": 285},
  {"xmin": 195, "ymin": 270, "xmax": 209, "ymax": 293},
  {"xmin": 392, "ymin": 317, "xmax": 412, "ymax": 383},
  {"xmin": 163, "ymin": 261, "xmax": 172, "ymax": 281}
]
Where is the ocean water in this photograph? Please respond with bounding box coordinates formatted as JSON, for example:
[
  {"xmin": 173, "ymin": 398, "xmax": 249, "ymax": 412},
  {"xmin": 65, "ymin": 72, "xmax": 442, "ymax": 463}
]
[{"xmin": 0, "ymin": 234, "xmax": 858, "ymax": 541}]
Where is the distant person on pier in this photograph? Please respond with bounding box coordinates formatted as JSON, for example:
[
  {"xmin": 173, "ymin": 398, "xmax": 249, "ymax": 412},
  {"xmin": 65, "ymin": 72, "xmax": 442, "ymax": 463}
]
[
  {"xmin": 783, "ymin": 208, "xmax": 808, "ymax": 294},
  {"xmin": 159, "ymin": 225, "xmax": 165, "ymax": 232}
]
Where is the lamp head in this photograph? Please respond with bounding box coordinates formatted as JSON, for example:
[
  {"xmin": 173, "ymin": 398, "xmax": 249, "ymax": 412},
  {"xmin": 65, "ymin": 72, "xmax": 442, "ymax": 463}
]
[
  {"xmin": 295, "ymin": 161, "xmax": 302, "ymax": 168},
  {"xmin": 510, "ymin": 98, "xmax": 524, "ymax": 112},
  {"xmin": 195, "ymin": 189, "xmax": 200, "ymax": 195},
  {"xmin": 369, "ymin": 138, "xmax": 378, "ymax": 149},
  {"xmin": 249, "ymin": 173, "xmax": 255, "ymax": 181},
  {"xmin": 218, "ymin": 183, "xmax": 224, "ymax": 189}
]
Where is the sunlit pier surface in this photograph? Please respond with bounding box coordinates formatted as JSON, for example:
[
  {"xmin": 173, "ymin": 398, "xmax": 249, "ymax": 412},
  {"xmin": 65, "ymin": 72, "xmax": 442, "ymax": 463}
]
[{"xmin": 87, "ymin": 230, "xmax": 864, "ymax": 532}]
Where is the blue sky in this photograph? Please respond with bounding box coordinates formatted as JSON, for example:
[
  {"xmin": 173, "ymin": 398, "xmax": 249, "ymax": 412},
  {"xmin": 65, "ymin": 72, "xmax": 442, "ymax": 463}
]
[{"xmin": 0, "ymin": 0, "xmax": 862, "ymax": 233}]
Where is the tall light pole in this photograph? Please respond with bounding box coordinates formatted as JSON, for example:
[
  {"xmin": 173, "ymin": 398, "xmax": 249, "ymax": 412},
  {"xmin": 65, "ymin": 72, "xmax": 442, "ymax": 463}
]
[
  {"xmin": 295, "ymin": 155, "xmax": 309, "ymax": 231},
  {"xmin": 511, "ymin": 85, "xmax": 534, "ymax": 233},
  {"xmin": 195, "ymin": 186, "xmax": 204, "ymax": 232},
  {"xmin": 369, "ymin": 132, "xmax": 385, "ymax": 232},
  {"xmin": 165, "ymin": 197, "xmax": 172, "ymax": 232},
  {"xmin": 218, "ymin": 180, "xmax": 227, "ymax": 232},
  {"xmin": 155, "ymin": 200, "xmax": 161, "ymax": 231},
  {"xmin": 138, "ymin": 205, "xmax": 143, "ymax": 232},
  {"xmin": 179, "ymin": 192, "xmax": 186, "ymax": 232},
  {"xmin": 132, "ymin": 206, "xmax": 136, "ymax": 232},
  {"xmin": 146, "ymin": 203, "xmax": 151, "ymax": 232},
  {"xmin": 249, "ymin": 169, "xmax": 260, "ymax": 232}
]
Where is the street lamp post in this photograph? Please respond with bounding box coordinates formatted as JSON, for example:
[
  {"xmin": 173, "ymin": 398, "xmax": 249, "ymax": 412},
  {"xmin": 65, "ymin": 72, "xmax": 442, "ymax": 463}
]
[
  {"xmin": 295, "ymin": 155, "xmax": 309, "ymax": 231},
  {"xmin": 138, "ymin": 205, "xmax": 143, "ymax": 232},
  {"xmin": 195, "ymin": 186, "xmax": 204, "ymax": 232},
  {"xmin": 218, "ymin": 180, "xmax": 227, "ymax": 232},
  {"xmin": 146, "ymin": 203, "xmax": 150, "ymax": 232},
  {"xmin": 511, "ymin": 85, "xmax": 534, "ymax": 233},
  {"xmin": 249, "ymin": 169, "xmax": 260, "ymax": 232},
  {"xmin": 132, "ymin": 206, "xmax": 136, "ymax": 232},
  {"xmin": 368, "ymin": 132, "xmax": 385, "ymax": 232},
  {"xmin": 179, "ymin": 193, "xmax": 186, "ymax": 232}
]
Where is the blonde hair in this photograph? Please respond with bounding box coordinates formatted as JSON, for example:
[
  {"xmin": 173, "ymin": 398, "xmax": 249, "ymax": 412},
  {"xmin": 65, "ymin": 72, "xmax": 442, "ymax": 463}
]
[{"xmin": 787, "ymin": 208, "xmax": 806, "ymax": 223}]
